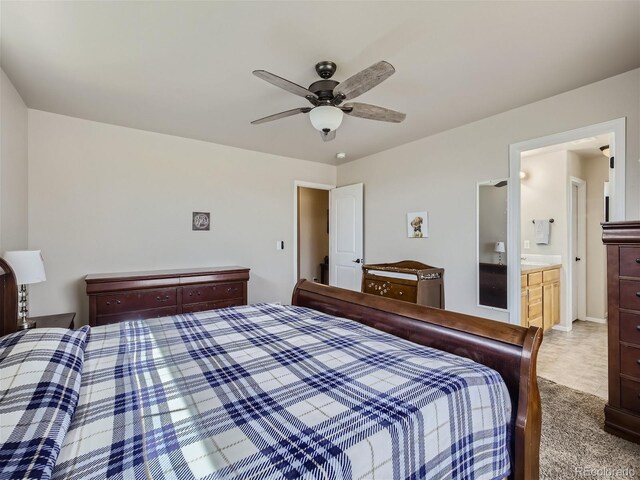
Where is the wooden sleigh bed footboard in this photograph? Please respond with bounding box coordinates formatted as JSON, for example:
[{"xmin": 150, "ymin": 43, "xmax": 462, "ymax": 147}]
[{"xmin": 292, "ymin": 280, "xmax": 542, "ymax": 480}]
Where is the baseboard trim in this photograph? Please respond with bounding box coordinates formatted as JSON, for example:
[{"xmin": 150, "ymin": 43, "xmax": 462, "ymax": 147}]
[
  {"xmin": 583, "ymin": 316, "xmax": 607, "ymax": 324},
  {"xmin": 552, "ymin": 324, "xmax": 572, "ymax": 332}
]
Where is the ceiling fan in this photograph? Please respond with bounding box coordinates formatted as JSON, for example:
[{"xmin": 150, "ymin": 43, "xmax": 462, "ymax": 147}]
[{"xmin": 251, "ymin": 60, "xmax": 406, "ymax": 141}]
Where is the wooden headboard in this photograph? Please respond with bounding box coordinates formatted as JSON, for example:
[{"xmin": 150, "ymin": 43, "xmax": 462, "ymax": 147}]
[{"xmin": 0, "ymin": 257, "xmax": 18, "ymax": 337}]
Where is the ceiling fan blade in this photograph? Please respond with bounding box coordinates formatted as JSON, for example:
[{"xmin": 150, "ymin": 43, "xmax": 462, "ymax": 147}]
[
  {"xmin": 334, "ymin": 61, "xmax": 395, "ymax": 101},
  {"xmin": 253, "ymin": 70, "xmax": 317, "ymax": 99},
  {"xmin": 251, "ymin": 107, "xmax": 311, "ymax": 125},
  {"xmin": 320, "ymin": 130, "xmax": 336, "ymax": 142},
  {"xmin": 343, "ymin": 102, "xmax": 406, "ymax": 123}
]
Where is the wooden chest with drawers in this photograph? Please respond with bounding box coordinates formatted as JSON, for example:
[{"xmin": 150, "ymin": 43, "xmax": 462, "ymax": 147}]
[
  {"xmin": 603, "ymin": 221, "xmax": 640, "ymax": 444},
  {"xmin": 86, "ymin": 266, "xmax": 250, "ymax": 327},
  {"xmin": 361, "ymin": 260, "xmax": 444, "ymax": 309}
]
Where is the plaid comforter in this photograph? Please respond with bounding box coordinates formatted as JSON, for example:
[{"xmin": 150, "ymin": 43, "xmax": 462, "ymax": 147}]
[{"xmin": 51, "ymin": 303, "xmax": 511, "ymax": 479}]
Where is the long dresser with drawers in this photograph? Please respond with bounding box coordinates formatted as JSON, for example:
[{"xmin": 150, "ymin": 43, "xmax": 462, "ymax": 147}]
[
  {"xmin": 86, "ymin": 266, "xmax": 250, "ymax": 327},
  {"xmin": 603, "ymin": 221, "xmax": 640, "ymax": 444}
]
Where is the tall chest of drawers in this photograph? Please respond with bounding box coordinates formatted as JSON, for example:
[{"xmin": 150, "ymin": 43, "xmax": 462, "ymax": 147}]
[
  {"xmin": 86, "ymin": 266, "xmax": 250, "ymax": 327},
  {"xmin": 602, "ymin": 222, "xmax": 640, "ymax": 444}
]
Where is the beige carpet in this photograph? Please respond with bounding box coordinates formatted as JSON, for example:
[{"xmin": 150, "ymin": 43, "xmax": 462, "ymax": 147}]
[{"xmin": 539, "ymin": 377, "xmax": 640, "ymax": 479}]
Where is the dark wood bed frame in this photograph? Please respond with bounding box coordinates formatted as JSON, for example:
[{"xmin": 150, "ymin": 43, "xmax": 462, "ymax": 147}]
[
  {"xmin": 0, "ymin": 268, "xmax": 541, "ymax": 478},
  {"xmin": 0, "ymin": 257, "xmax": 18, "ymax": 337},
  {"xmin": 292, "ymin": 279, "xmax": 542, "ymax": 480}
]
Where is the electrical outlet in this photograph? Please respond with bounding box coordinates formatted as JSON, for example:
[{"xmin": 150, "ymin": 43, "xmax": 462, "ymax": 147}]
[{"xmin": 524, "ymin": 240, "xmax": 530, "ymax": 249}]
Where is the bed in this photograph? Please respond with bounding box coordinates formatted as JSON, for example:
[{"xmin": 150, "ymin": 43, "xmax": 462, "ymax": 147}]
[{"xmin": 0, "ymin": 276, "xmax": 542, "ymax": 479}]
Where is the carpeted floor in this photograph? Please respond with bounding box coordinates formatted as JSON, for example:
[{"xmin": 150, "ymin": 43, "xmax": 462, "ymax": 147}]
[{"xmin": 539, "ymin": 377, "xmax": 640, "ymax": 479}]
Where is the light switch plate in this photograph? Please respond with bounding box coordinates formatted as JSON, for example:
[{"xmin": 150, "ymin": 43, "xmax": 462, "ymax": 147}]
[
  {"xmin": 276, "ymin": 240, "xmax": 284, "ymax": 250},
  {"xmin": 524, "ymin": 240, "xmax": 530, "ymax": 249}
]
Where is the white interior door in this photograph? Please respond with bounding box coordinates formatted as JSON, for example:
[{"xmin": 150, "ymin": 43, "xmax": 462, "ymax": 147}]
[{"xmin": 329, "ymin": 183, "xmax": 363, "ymax": 291}]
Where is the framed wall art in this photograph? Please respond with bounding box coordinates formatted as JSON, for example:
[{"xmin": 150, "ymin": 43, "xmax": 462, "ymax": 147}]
[
  {"xmin": 192, "ymin": 212, "xmax": 211, "ymax": 231},
  {"xmin": 407, "ymin": 211, "xmax": 428, "ymax": 238}
]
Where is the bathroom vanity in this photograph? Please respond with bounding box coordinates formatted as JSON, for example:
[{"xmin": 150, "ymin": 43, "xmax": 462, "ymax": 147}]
[{"xmin": 520, "ymin": 264, "xmax": 561, "ymax": 331}]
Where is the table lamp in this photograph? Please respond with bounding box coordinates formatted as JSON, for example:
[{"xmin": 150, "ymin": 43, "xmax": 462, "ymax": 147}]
[
  {"xmin": 3, "ymin": 250, "xmax": 46, "ymax": 330},
  {"xmin": 494, "ymin": 242, "xmax": 506, "ymax": 266}
]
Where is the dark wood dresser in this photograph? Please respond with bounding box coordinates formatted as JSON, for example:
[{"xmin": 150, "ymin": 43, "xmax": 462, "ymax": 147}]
[
  {"xmin": 86, "ymin": 266, "xmax": 250, "ymax": 327},
  {"xmin": 602, "ymin": 221, "xmax": 640, "ymax": 444},
  {"xmin": 361, "ymin": 261, "xmax": 444, "ymax": 308}
]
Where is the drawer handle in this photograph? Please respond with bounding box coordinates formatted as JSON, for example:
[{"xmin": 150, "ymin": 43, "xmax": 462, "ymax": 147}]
[
  {"xmin": 637, "ymin": 325, "xmax": 640, "ymax": 331},
  {"xmin": 399, "ymin": 291, "xmax": 403, "ymax": 296},
  {"xmin": 156, "ymin": 295, "xmax": 171, "ymax": 302},
  {"xmin": 105, "ymin": 300, "xmax": 121, "ymax": 306},
  {"xmin": 637, "ymin": 292, "xmax": 640, "ymax": 298},
  {"xmin": 636, "ymin": 258, "xmax": 640, "ymax": 264}
]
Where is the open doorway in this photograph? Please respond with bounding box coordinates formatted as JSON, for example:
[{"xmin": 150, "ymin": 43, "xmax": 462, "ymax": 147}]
[
  {"xmin": 296, "ymin": 185, "xmax": 330, "ymax": 285},
  {"xmin": 509, "ymin": 119, "xmax": 625, "ymax": 399},
  {"xmin": 519, "ymin": 135, "xmax": 609, "ymax": 331},
  {"xmin": 293, "ymin": 181, "xmax": 364, "ymax": 292},
  {"xmin": 508, "ymin": 118, "xmax": 625, "ymax": 326}
]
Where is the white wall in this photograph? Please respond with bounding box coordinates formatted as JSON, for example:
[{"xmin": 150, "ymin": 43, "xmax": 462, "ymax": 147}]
[
  {"xmin": 521, "ymin": 150, "xmax": 567, "ymax": 256},
  {"xmin": 298, "ymin": 187, "xmax": 329, "ymax": 282},
  {"xmin": 338, "ymin": 69, "xmax": 640, "ymax": 322},
  {"xmin": 28, "ymin": 110, "xmax": 336, "ymax": 325},
  {"xmin": 0, "ymin": 69, "xmax": 28, "ymax": 253}
]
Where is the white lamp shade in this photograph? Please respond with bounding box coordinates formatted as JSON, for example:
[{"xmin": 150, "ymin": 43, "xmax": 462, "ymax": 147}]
[
  {"xmin": 494, "ymin": 242, "xmax": 506, "ymax": 253},
  {"xmin": 3, "ymin": 250, "xmax": 46, "ymax": 285},
  {"xmin": 309, "ymin": 106, "xmax": 344, "ymax": 132}
]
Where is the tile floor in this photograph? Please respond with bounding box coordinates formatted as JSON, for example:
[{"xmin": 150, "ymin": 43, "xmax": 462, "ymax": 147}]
[{"xmin": 537, "ymin": 320, "xmax": 608, "ymax": 399}]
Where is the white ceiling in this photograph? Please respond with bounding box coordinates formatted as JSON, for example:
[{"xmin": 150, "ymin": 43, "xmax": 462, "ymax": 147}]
[{"xmin": 2, "ymin": 1, "xmax": 639, "ymax": 166}]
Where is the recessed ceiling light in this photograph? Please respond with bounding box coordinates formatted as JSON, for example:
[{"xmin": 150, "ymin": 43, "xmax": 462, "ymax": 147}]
[{"xmin": 336, "ymin": 152, "xmax": 347, "ymax": 160}]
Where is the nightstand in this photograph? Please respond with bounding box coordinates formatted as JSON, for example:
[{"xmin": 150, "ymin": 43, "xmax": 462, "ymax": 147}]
[{"xmin": 26, "ymin": 313, "xmax": 76, "ymax": 330}]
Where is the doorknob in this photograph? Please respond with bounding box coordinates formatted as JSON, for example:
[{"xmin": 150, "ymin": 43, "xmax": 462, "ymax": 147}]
[
  {"xmin": 575, "ymin": 257, "xmax": 581, "ymax": 261},
  {"xmin": 352, "ymin": 259, "xmax": 362, "ymax": 264}
]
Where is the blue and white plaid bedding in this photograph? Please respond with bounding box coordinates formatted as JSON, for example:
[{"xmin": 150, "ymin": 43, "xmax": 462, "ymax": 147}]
[
  {"xmin": 9, "ymin": 303, "xmax": 511, "ymax": 479},
  {"xmin": 0, "ymin": 326, "xmax": 90, "ymax": 480}
]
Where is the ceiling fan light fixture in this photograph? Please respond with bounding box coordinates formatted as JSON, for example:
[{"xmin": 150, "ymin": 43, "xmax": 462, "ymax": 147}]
[{"xmin": 309, "ymin": 106, "xmax": 343, "ymax": 132}]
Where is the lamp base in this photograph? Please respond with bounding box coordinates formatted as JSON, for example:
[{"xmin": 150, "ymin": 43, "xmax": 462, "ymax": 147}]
[{"xmin": 18, "ymin": 319, "xmax": 36, "ymax": 330}]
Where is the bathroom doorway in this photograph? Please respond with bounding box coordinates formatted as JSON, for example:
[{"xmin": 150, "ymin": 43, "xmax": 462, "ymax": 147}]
[
  {"xmin": 507, "ymin": 118, "xmax": 625, "ymax": 328},
  {"xmin": 513, "ymin": 126, "xmax": 619, "ymax": 399},
  {"xmin": 518, "ymin": 135, "xmax": 609, "ymax": 330}
]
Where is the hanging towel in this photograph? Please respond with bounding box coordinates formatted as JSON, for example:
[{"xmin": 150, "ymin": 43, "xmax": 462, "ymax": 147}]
[{"xmin": 535, "ymin": 219, "xmax": 550, "ymax": 244}]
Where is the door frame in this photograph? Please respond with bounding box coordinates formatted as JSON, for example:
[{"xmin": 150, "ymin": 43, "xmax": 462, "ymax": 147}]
[
  {"xmin": 293, "ymin": 181, "xmax": 335, "ymax": 285},
  {"xmin": 507, "ymin": 118, "xmax": 626, "ymax": 326},
  {"xmin": 568, "ymin": 176, "xmax": 587, "ymax": 326}
]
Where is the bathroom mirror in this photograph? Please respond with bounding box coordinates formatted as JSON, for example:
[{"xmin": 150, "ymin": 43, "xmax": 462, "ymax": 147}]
[{"xmin": 477, "ymin": 179, "xmax": 508, "ymax": 310}]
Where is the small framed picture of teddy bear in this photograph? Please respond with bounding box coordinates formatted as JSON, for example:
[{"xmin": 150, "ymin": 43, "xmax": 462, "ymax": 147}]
[{"xmin": 407, "ymin": 211, "xmax": 428, "ymax": 238}]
